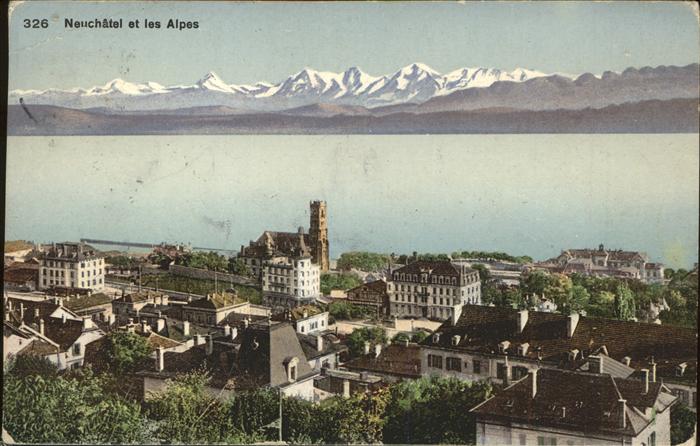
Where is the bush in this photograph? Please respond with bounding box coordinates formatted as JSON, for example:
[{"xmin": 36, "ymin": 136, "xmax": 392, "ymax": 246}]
[{"xmin": 671, "ymin": 403, "xmax": 696, "ymax": 445}]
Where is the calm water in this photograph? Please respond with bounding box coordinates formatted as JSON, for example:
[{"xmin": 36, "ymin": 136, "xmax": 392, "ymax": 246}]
[{"xmin": 5, "ymin": 134, "xmax": 699, "ymax": 268}]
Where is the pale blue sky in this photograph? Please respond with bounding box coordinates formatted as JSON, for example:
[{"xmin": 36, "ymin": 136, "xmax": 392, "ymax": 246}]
[
  {"xmin": 6, "ymin": 135, "xmax": 699, "ymax": 268},
  {"xmin": 8, "ymin": 1, "xmax": 700, "ymax": 90}
]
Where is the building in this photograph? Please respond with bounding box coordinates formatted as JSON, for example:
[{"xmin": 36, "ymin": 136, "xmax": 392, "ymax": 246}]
[
  {"xmin": 3, "ymin": 262, "xmax": 39, "ymax": 291},
  {"xmin": 5, "ymin": 297, "xmax": 105, "ymax": 370},
  {"xmin": 298, "ymin": 331, "xmax": 348, "ymax": 371},
  {"xmin": 262, "ymin": 254, "xmax": 321, "ymax": 309},
  {"xmin": 471, "ymin": 368, "xmax": 677, "ymax": 446},
  {"xmin": 346, "ymin": 280, "xmax": 389, "ymax": 317},
  {"xmin": 419, "ymin": 305, "xmax": 697, "ymax": 410},
  {"xmin": 344, "ymin": 342, "xmax": 422, "ymax": 383},
  {"xmin": 180, "ymin": 292, "xmax": 248, "ymax": 326},
  {"xmin": 238, "ymin": 200, "xmax": 330, "ymax": 278},
  {"xmin": 272, "ymin": 305, "xmax": 329, "ymax": 334},
  {"xmin": 38, "ymin": 242, "xmax": 106, "ymax": 291},
  {"xmin": 308, "ymin": 200, "xmax": 329, "ymax": 272},
  {"xmin": 314, "ymin": 368, "xmax": 383, "ymax": 399},
  {"xmin": 137, "ymin": 320, "xmax": 319, "ymax": 401},
  {"xmin": 540, "ymin": 245, "xmax": 665, "ymax": 284},
  {"xmin": 387, "ymin": 260, "xmax": 481, "ymax": 321},
  {"xmin": 112, "ymin": 290, "xmax": 170, "ymax": 325}
]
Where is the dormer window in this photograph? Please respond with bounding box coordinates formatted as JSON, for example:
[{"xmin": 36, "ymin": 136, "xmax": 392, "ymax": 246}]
[
  {"xmin": 676, "ymin": 362, "xmax": 688, "ymax": 377},
  {"xmin": 432, "ymin": 333, "xmax": 441, "ymax": 344},
  {"xmin": 498, "ymin": 341, "xmax": 510, "ymax": 353},
  {"xmin": 569, "ymin": 349, "xmax": 580, "ymax": 361},
  {"xmin": 284, "ymin": 357, "xmax": 299, "ymax": 382},
  {"xmin": 518, "ymin": 343, "xmax": 530, "ymax": 356},
  {"xmin": 451, "ymin": 335, "xmax": 461, "ymax": 346}
]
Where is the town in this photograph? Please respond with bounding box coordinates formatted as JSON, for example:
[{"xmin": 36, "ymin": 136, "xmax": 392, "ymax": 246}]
[{"xmin": 3, "ymin": 200, "xmax": 697, "ymax": 445}]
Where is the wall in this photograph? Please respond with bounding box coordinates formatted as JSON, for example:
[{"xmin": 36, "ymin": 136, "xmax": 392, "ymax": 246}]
[
  {"xmin": 169, "ymin": 264, "xmax": 257, "ymax": 286},
  {"xmin": 281, "ymin": 376, "xmax": 316, "ymax": 401},
  {"xmin": 478, "ymin": 421, "xmax": 623, "ymax": 446},
  {"xmin": 421, "ymin": 346, "xmax": 537, "ymax": 384}
]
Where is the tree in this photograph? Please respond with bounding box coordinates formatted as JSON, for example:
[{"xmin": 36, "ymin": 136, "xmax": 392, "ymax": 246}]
[
  {"xmin": 336, "ymin": 252, "xmax": 391, "ymax": 272},
  {"xmin": 146, "ymin": 370, "xmax": 232, "ymax": 443},
  {"xmin": 521, "ymin": 271, "xmax": 551, "ymax": 296},
  {"xmin": 544, "ymin": 273, "xmax": 573, "ymax": 308},
  {"xmin": 613, "ymin": 283, "xmax": 636, "ymax": 321},
  {"xmin": 383, "ymin": 376, "xmax": 493, "ymax": 444},
  {"xmin": 392, "ymin": 332, "xmax": 411, "ymax": 344},
  {"xmin": 228, "ymin": 257, "xmax": 252, "ymax": 276},
  {"xmin": 670, "ymin": 403, "xmax": 696, "ymax": 445},
  {"xmin": 320, "ymin": 272, "xmax": 362, "ymax": 295},
  {"xmin": 347, "ymin": 326, "xmax": 387, "ymax": 357},
  {"xmin": 104, "ymin": 331, "xmax": 153, "ymax": 375},
  {"xmin": 3, "ymin": 358, "xmax": 149, "ymax": 444},
  {"xmin": 470, "ymin": 263, "xmax": 491, "ymax": 282},
  {"xmin": 564, "ymin": 285, "xmax": 590, "ymax": 314}
]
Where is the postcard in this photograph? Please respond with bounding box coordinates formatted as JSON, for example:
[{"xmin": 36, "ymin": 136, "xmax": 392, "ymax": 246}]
[{"xmin": 4, "ymin": 1, "xmax": 699, "ymax": 445}]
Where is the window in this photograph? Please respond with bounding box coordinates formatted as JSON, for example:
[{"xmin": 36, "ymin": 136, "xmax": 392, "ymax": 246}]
[
  {"xmin": 648, "ymin": 432, "xmax": 656, "ymax": 446},
  {"xmin": 497, "ymin": 363, "xmax": 508, "ymax": 380},
  {"xmin": 428, "ymin": 354, "xmax": 443, "ymax": 369},
  {"xmin": 446, "ymin": 357, "xmax": 462, "ymax": 371},
  {"xmin": 512, "ymin": 366, "xmax": 529, "ymax": 380},
  {"xmin": 519, "ymin": 434, "xmax": 527, "ymax": 445},
  {"xmin": 473, "ymin": 360, "xmax": 481, "ymax": 374},
  {"xmin": 73, "ymin": 343, "xmax": 81, "ymax": 355}
]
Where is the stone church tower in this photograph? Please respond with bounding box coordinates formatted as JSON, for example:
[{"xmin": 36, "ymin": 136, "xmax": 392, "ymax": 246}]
[{"xmin": 309, "ymin": 200, "xmax": 329, "ymax": 272}]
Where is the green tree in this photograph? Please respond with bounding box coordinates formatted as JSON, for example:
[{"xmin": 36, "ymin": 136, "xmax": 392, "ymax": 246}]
[
  {"xmin": 104, "ymin": 331, "xmax": 153, "ymax": 375},
  {"xmin": 470, "ymin": 263, "xmax": 491, "ymax": 282},
  {"xmin": 521, "ymin": 271, "xmax": 551, "ymax": 296},
  {"xmin": 670, "ymin": 403, "xmax": 696, "ymax": 445},
  {"xmin": 146, "ymin": 369, "xmax": 232, "ymax": 443},
  {"xmin": 613, "ymin": 283, "xmax": 637, "ymax": 321},
  {"xmin": 228, "ymin": 257, "xmax": 252, "ymax": 276},
  {"xmin": 337, "ymin": 251, "xmax": 391, "ymax": 272},
  {"xmin": 563, "ymin": 285, "xmax": 590, "ymax": 314},
  {"xmin": 544, "ymin": 273, "xmax": 573, "ymax": 308},
  {"xmin": 383, "ymin": 376, "xmax": 493, "ymax": 444},
  {"xmin": 3, "ymin": 357, "xmax": 149, "ymax": 444},
  {"xmin": 347, "ymin": 326, "xmax": 387, "ymax": 357},
  {"xmin": 320, "ymin": 272, "xmax": 362, "ymax": 295}
]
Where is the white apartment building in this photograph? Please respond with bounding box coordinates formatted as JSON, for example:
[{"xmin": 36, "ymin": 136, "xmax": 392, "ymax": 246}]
[
  {"xmin": 38, "ymin": 242, "xmax": 105, "ymax": 291},
  {"xmin": 262, "ymin": 255, "xmax": 320, "ymax": 309},
  {"xmin": 387, "ymin": 260, "xmax": 481, "ymax": 321}
]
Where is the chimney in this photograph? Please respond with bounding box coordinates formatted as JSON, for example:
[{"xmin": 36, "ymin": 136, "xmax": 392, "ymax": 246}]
[
  {"xmin": 183, "ymin": 321, "xmax": 190, "ymax": 336},
  {"xmin": 243, "ymin": 318, "xmax": 250, "ymax": 329},
  {"xmin": 530, "ymin": 369, "xmax": 538, "ymax": 398},
  {"xmin": 517, "ymin": 310, "xmax": 529, "ymax": 333},
  {"xmin": 316, "ymin": 334, "xmax": 324, "ymax": 352},
  {"xmin": 205, "ymin": 335, "xmax": 214, "ymax": 355},
  {"xmin": 641, "ymin": 368, "xmax": 650, "ymax": 394},
  {"xmin": 619, "ymin": 399, "xmax": 627, "ymax": 428},
  {"xmin": 20, "ymin": 303, "xmax": 25, "ymax": 320},
  {"xmin": 156, "ymin": 347, "xmax": 165, "ymax": 372},
  {"xmin": 622, "ymin": 356, "xmax": 631, "ymax": 366},
  {"xmin": 61, "ymin": 313, "xmax": 66, "ymax": 324},
  {"xmin": 108, "ymin": 313, "xmax": 116, "ymax": 326},
  {"xmin": 567, "ymin": 313, "xmax": 580, "ymax": 338},
  {"xmin": 343, "ymin": 379, "xmax": 350, "ymax": 398},
  {"xmin": 650, "ymin": 360, "xmax": 657, "ymax": 382},
  {"xmin": 588, "ymin": 355, "xmax": 603, "ymax": 374},
  {"xmin": 34, "ymin": 308, "xmax": 40, "ymax": 319},
  {"xmin": 141, "ymin": 320, "xmax": 149, "ymax": 333},
  {"xmin": 195, "ymin": 334, "xmax": 205, "ymax": 346},
  {"xmin": 156, "ymin": 318, "xmax": 165, "ymax": 333},
  {"xmin": 303, "ymin": 309, "xmax": 308, "ymax": 319},
  {"xmin": 231, "ymin": 327, "xmax": 238, "ymax": 341},
  {"xmin": 364, "ymin": 341, "xmax": 370, "ymax": 355},
  {"xmin": 223, "ymin": 324, "xmax": 231, "ymax": 337},
  {"xmin": 39, "ymin": 319, "xmax": 45, "ymax": 335}
]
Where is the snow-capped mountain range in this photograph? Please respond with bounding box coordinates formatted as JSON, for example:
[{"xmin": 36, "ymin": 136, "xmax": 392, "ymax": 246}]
[{"xmin": 9, "ymin": 63, "xmax": 566, "ymax": 112}]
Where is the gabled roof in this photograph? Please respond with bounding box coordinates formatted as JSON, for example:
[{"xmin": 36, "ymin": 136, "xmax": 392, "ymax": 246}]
[
  {"xmin": 347, "ymin": 280, "xmax": 388, "ymax": 295},
  {"xmin": 393, "ymin": 260, "xmax": 462, "ymax": 277},
  {"xmin": 471, "ymin": 368, "xmax": 676, "ymax": 437},
  {"xmin": 63, "ymin": 293, "xmax": 113, "ymax": 311},
  {"xmin": 297, "ymin": 332, "xmax": 348, "ymax": 360},
  {"xmin": 185, "ymin": 292, "xmax": 241, "ymax": 310},
  {"xmin": 115, "ymin": 290, "xmax": 167, "ymax": 304},
  {"xmin": 422, "ymin": 305, "xmax": 697, "ymax": 385},
  {"xmin": 344, "ymin": 343, "xmax": 421, "ymax": 378},
  {"xmin": 17, "ymin": 338, "xmax": 60, "ymax": 356}
]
